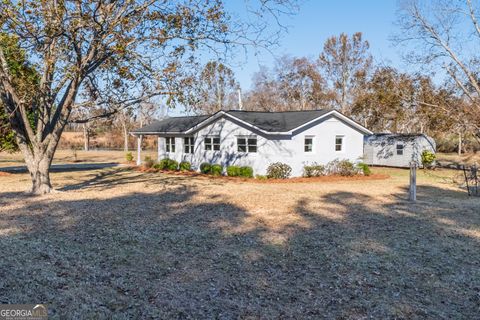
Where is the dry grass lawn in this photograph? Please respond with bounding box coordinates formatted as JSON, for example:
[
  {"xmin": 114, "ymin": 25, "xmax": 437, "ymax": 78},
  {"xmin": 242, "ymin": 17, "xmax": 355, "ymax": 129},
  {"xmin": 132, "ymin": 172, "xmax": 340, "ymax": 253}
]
[
  {"xmin": 0, "ymin": 149, "xmax": 157, "ymax": 168},
  {"xmin": 436, "ymin": 152, "xmax": 480, "ymax": 167},
  {"xmin": 0, "ymin": 166, "xmax": 479, "ymax": 319}
]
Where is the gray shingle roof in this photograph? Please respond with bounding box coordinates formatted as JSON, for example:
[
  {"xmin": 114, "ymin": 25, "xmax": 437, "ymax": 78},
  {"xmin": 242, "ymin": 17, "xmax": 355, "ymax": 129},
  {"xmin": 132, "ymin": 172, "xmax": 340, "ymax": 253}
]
[
  {"xmin": 227, "ymin": 110, "xmax": 331, "ymax": 132},
  {"xmin": 131, "ymin": 115, "xmax": 210, "ymax": 133},
  {"xmin": 131, "ymin": 109, "xmax": 333, "ymax": 134}
]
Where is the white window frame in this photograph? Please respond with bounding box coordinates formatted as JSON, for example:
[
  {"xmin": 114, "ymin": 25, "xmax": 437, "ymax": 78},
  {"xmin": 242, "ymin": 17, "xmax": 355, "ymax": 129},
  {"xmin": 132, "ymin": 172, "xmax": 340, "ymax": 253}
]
[
  {"xmin": 237, "ymin": 136, "xmax": 257, "ymax": 153},
  {"xmin": 304, "ymin": 136, "xmax": 314, "ymax": 153},
  {"xmin": 204, "ymin": 136, "xmax": 220, "ymax": 151},
  {"xmin": 396, "ymin": 143, "xmax": 404, "ymax": 156},
  {"xmin": 165, "ymin": 137, "xmax": 175, "ymax": 153},
  {"xmin": 184, "ymin": 137, "xmax": 194, "ymax": 154},
  {"xmin": 335, "ymin": 135, "xmax": 344, "ymax": 152}
]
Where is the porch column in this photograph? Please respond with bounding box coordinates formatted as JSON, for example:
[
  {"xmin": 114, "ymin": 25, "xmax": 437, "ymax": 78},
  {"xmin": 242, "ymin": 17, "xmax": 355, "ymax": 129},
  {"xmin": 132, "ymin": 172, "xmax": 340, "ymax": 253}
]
[
  {"xmin": 157, "ymin": 136, "xmax": 161, "ymax": 161},
  {"xmin": 136, "ymin": 135, "xmax": 143, "ymax": 166}
]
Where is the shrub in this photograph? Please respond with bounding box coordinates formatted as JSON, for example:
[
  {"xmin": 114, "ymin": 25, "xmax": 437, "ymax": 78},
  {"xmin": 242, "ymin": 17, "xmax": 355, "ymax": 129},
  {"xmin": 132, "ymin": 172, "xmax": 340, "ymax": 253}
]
[
  {"xmin": 143, "ymin": 156, "xmax": 155, "ymax": 169},
  {"xmin": 255, "ymin": 174, "xmax": 268, "ymax": 180},
  {"xmin": 125, "ymin": 152, "xmax": 133, "ymax": 162},
  {"xmin": 156, "ymin": 158, "xmax": 169, "ymax": 170},
  {"xmin": 325, "ymin": 159, "xmax": 358, "ymax": 176},
  {"xmin": 179, "ymin": 161, "xmax": 191, "ymax": 171},
  {"xmin": 337, "ymin": 159, "xmax": 357, "ymax": 176},
  {"xmin": 266, "ymin": 162, "xmax": 292, "ymax": 179},
  {"xmin": 356, "ymin": 162, "xmax": 371, "ymax": 176},
  {"xmin": 303, "ymin": 164, "xmax": 325, "ymax": 177},
  {"xmin": 200, "ymin": 162, "xmax": 211, "ymax": 174},
  {"xmin": 166, "ymin": 159, "xmax": 178, "ymax": 171},
  {"xmin": 227, "ymin": 165, "xmax": 241, "ymax": 177},
  {"xmin": 239, "ymin": 166, "xmax": 254, "ymax": 178},
  {"xmin": 421, "ymin": 150, "xmax": 436, "ymax": 168},
  {"xmin": 211, "ymin": 164, "xmax": 223, "ymax": 176},
  {"xmin": 155, "ymin": 158, "xmax": 178, "ymax": 171}
]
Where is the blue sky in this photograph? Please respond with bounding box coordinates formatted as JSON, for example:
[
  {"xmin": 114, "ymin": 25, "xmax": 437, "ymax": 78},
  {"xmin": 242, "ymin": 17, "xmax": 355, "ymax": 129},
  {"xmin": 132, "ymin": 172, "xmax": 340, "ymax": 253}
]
[
  {"xmin": 171, "ymin": 0, "xmax": 405, "ymax": 116},
  {"xmin": 228, "ymin": 0, "xmax": 404, "ymax": 90}
]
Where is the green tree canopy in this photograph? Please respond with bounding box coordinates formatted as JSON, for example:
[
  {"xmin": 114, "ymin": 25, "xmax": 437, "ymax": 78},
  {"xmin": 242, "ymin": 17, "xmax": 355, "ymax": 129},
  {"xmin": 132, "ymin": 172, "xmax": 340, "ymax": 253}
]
[{"xmin": 0, "ymin": 33, "xmax": 38, "ymax": 152}]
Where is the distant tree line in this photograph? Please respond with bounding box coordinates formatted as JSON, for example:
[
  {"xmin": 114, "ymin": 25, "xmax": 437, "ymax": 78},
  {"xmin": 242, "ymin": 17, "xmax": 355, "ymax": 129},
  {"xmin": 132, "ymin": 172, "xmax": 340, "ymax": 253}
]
[{"xmin": 188, "ymin": 31, "xmax": 479, "ymax": 153}]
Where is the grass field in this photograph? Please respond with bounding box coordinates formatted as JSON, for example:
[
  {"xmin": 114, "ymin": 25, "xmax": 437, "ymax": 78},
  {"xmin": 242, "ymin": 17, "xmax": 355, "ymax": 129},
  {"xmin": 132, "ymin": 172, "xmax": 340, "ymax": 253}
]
[
  {"xmin": 0, "ymin": 149, "xmax": 157, "ymax": 168},
  {"xmin": 436, "ymin": 152, "xmax": 480, "ymax": 167},
  {"xmin": 0, "ymin": 164, "xmax": 479, "ymax": 318}
]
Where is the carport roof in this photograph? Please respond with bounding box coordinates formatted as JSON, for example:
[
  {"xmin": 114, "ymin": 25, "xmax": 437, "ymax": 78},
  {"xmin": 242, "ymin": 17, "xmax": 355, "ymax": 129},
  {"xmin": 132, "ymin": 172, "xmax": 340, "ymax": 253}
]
[{"xmin": 131, "ymin": 115, "xmax": 210, "ymax": 134}]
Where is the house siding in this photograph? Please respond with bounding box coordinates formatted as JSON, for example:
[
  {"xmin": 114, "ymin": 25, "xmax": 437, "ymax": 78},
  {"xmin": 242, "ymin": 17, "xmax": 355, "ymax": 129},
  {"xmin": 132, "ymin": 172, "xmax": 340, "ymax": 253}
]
[
  {"xmin": 364, "ymin": 135, "xmax": 436, "ymax": 168},
  {"xmin": 156, "ymin": 114, "xmax": 367, "ymax": 177}
]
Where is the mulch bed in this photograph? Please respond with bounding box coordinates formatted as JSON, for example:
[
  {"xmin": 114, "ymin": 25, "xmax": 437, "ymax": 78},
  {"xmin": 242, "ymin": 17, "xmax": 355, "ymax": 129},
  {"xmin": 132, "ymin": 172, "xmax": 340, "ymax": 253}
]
[
  {"xmin": 248, "ymin": 173, "xmax": 389, "ymax": 183},
  {"xmin": 132, "ymin": 166, "xmax": 389, "ymax": 183}
]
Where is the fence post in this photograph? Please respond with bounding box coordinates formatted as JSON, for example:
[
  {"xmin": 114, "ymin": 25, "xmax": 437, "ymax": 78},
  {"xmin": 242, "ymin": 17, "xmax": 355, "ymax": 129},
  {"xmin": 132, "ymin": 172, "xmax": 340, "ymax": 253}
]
[{"xmin": 409, "ymin": 161, "xmax": 417, "ymax": 202}]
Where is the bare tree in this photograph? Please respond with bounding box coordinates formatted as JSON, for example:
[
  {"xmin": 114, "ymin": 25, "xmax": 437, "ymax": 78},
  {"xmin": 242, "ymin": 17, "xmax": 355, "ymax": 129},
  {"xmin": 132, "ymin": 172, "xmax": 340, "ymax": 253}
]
[
  {"xmin": 275, "ymin": 56, "xmax": 332, "ymax": 110},
  {"xmin": 190, "ymin": 61, "xmax": 239, "ymax": 115},
  {"xmin": 245, "ymin": 56, "xmax": 332, "ymax": 111},
  {"xmin": 318, "ymin": 32, "xmax": 372, "ymax": 114},
  {"xmin": 0, "ymin": 0, "xmax": 298, "ymax": 194},
  {"xmin": 396, "ymin": 0, "xmax": 480, "ymax": 134},
  {"xmin": 244, "ymin": 66, "xmax": 282, "ymax": 111}
]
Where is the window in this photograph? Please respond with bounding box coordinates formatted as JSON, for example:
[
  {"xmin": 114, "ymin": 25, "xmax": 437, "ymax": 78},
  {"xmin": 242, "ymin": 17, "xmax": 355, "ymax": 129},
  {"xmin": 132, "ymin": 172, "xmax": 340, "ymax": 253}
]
[
  {"xmin": 305, "ymin": 137, "xmax": 313, "ymax": 152},
  {"xmin": 396, "ymin": 144, "xmax": 404, "ymax": 155},
  {"xmin": 165, "ymin": 137, "xmax": 175, "ymax": 153},
  {"xmin": 184, "ymin": 137, "xmax": 194, "ymax": 154},
  {"xmin": 204, "ymin": 136, "xmax": 220, "ymax": 151},
  {"xmin": 335, "ymin": 136, "xmax": 344, "ymax": 152},
  {"xmin": 237, "ymin": 137, "xmax": 257, "ymax": 153}
]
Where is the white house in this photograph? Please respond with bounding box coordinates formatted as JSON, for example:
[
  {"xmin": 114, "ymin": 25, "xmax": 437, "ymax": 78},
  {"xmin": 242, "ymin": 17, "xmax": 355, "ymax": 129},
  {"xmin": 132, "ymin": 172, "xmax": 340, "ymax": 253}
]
[
  {"xmin": 364, "ymin": 133, "xmax": 436, "ymax": 168},
  {"xmin": 131, "ymin": 109, "xmax": 373, "ymax": 177}
]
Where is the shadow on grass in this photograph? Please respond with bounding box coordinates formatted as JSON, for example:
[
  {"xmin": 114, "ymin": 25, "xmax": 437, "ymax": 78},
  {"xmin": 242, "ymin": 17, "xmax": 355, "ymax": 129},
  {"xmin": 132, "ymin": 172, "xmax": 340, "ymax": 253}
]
[
  {"xmin": 0, "ymin": 180, "xmax": 479, "ymax": 318},
  {"xmin": 58, "ymin": 168, "xmax": 225, "ymax": 191}
]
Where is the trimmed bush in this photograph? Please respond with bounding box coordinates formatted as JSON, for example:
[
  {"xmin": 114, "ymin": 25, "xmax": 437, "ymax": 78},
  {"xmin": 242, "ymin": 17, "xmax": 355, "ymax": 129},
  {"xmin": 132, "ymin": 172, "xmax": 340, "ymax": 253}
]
[
  {"xmin": 421, "ymin": 150, "xmax": 436, "ymax": 168},
  {"xmin": 179, "ymin": 161, "xmax": 191, "ymax": 171},
  {"xmin": 356, "ymin": 162, "xmax": 371, "ymax": 176},
  {"xmin": 155, "ymin": 158, "xmax": 178, "ymax": 171},
  {"xmin": 143, "ymin": 156, "xmax": 154, "ymax": 169},
  {"xmin": 303, "ymin": 164, "xmax": 325, "ymax": 177},
  {"xmin": 125, "ymin": 152, "xmax": 133, "ymax": 162},
  {"xmin": 227, "ymin": 165, "xmax": 241, "ymax": 177},
  {"xmin": 337, "ymin": 159, "xmax": 357, "ymax": 176},
  {"xmin": 239, "ymin": 166, "xmax": 254, "ymax": 178},
  {"xmin": 157, "ymin": 158, "xmax": 169, "ymax": 170},
  {"xmin": 211, "ymin": 164, "xmax": 223, "ymax": 176},
  {"xmin": 166, "ymin": 159, "xmax": 178, "ymax": 171},
  {"xmin": 266, "ymin": 162, "xmax": 292, "ymax": 179},
  {"xmin": 200, "ymin": 162, "xmax": 211, "ymax": 174},
  {"xmin": 325, "ymin": 159, "xmax": 358, "ymax": 176}
]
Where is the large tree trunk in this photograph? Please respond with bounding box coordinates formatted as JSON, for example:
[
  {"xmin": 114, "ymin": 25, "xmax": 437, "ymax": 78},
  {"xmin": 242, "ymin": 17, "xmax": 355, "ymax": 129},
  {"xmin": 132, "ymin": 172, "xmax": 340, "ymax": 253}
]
[
  {"xmin": 16, "ymin": 120, "xmax": 65, "ymax": 195},
  {"xmin": 25, "ymin": 156, "xmax": 53, "ymax": 194}
]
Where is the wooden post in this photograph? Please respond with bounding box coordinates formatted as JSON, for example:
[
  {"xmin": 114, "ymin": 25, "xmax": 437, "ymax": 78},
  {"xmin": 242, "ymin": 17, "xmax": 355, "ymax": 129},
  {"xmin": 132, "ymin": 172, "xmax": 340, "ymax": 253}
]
[
  {"xmin": 409, "ymin": 161, "xmax": 417, "ymax": 202},
  {"xmin": 136, "ymin": 135, "xmax": 142, "ymax": 166}
]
